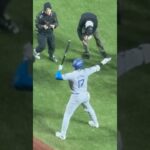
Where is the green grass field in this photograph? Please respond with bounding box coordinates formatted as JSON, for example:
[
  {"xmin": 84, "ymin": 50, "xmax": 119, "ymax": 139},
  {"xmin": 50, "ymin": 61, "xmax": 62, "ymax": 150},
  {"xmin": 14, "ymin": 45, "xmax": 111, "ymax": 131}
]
[{"xmin": 33, "ymin": 0, "xmax": 117, "ymax": 150}]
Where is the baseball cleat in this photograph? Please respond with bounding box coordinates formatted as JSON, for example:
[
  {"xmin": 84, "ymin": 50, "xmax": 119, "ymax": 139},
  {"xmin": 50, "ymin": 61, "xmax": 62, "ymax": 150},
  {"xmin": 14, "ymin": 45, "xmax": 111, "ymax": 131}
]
[
  {"xmin": 88, "ymin": 120, "xmax": 99, "ymax": 128},
  {"xmin": 101, "ymin": 57, "xmax": 111, "ymax": 65},
  {"xmin": 55, "ymin": 131, "xmax": 66, "ymax": 140},
  {"xmin": 33, "ymin": 49, "xmax": 40, "ymax": 59}
]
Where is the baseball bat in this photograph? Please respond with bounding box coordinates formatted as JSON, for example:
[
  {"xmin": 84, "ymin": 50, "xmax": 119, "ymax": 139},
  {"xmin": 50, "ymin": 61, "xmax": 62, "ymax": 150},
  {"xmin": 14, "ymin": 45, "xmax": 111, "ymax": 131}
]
[{"xmin": 61, "ymin": 40, "xmax": 71, "ymax": 65}]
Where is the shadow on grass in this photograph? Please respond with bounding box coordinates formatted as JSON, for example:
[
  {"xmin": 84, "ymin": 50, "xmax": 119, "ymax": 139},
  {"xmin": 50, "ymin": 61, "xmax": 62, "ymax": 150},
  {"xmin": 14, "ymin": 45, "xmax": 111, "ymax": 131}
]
[
  {"xmin": 34, "ymin": 108, "xmax": 63, "ymax": 135},
  {"xmin": 72, "ymin": 117, "xmax": 88, "ymax": 125},
  {"xmin": 68, "ymin": 125, "xmax": 116, "ymax": 141}
]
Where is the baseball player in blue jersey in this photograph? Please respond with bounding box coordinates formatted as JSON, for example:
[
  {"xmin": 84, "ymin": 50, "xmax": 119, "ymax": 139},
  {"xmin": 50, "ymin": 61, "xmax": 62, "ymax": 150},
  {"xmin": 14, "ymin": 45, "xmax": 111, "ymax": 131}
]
[{"xmin": 55, "ymin": 58, "xmax": 104, "ymax": 140}]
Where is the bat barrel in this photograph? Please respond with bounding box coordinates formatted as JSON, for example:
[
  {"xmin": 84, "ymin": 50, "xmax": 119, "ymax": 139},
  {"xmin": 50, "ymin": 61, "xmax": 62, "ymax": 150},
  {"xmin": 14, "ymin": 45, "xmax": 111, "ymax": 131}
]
[{"xmin": 61, "ymin": 40, "xmax": 71, "ymax": 65}]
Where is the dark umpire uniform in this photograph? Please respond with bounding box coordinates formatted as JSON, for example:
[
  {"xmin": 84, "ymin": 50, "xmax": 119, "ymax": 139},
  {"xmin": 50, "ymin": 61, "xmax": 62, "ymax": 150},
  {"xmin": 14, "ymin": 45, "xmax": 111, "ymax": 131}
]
[
  {"xmin": 77, "ymin": 12, "xmax": 109, "ymax": 59},
  {"xmin": 34, "ymin": 2, "xmax": 58, "ymax": 62}
]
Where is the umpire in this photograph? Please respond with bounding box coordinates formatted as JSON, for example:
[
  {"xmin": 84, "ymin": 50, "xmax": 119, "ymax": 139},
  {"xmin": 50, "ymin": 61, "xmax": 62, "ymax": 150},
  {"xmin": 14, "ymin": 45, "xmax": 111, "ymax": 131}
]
[
  {"xmin": 34, "ymin": 2, "xmax": 58, "ymax": 62},
  {"xmin": 77, "ymin": 12, "xmax": 111, "ymax": 63}
]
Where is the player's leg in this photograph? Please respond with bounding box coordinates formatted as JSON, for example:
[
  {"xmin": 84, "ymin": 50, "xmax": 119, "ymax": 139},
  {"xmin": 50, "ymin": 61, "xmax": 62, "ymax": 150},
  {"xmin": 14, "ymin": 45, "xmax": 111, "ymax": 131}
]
[
  {"xmin": 93, "ymin": 30, "xmax": 107, "ymax": 57},
  {"xmin": 93, "ymin": 30, "xmax": 112, "ymax": 64},
  {"xmin": 83, "ymin": 101, "xmax": 99, "ymax": 128},
  {"xmin": 56, "ymin": 94, "xmax": 80, "ymax": 140},
  {"xmin": 82, "ymin": 93, "xmax": 99, "ymax": 128},
  {"xmin": 47, "ymin": 33, "xmax": 57, "ymax": 62},
  {"xmin": 34, "ymin": 33, "xmax": 46, "ymax": 59}
]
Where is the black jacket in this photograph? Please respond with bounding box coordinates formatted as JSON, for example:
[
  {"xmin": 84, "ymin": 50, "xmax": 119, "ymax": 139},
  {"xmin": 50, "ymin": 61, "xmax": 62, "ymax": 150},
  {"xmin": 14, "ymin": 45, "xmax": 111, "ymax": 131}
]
[
  {"xmin": 77, "ymin": 12, "xmax": 98, "ymax": 40},
  {"xmin": 35, "ymin": 11, "xmax": 58, "ymax": 34}
]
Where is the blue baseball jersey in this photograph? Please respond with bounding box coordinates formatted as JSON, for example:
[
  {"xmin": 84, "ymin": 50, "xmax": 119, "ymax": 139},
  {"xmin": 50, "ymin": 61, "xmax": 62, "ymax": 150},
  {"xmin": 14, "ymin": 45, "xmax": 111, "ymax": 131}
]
[{"xmin": 62, "ymin": 65, "xmax": 100, "ymax": 94}]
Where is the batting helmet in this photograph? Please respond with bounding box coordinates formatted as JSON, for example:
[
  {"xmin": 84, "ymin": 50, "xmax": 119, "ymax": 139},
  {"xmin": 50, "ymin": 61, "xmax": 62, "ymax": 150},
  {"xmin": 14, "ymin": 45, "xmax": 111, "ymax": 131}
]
[{"xmin": 72, "ymin": 58, "xmax": 84, "ymax": 70}]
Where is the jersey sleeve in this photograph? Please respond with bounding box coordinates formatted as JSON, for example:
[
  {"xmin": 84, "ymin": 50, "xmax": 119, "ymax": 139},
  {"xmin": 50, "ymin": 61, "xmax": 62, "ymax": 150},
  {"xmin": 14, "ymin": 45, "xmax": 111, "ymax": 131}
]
[
  {"xmin": 77, "ymin": 16, "xmax": 85, "ymax": 41},
  {"xmin": 52, "ymin": 12, "xmax": 59, "ymax": 28},
  {"xmin": 62, "ymin": 72, "xmax": 74, "ymax": 81},
  {"xmin": 85, "ymin": 65, "xmax": 100, "ymax": 76},
  {"xmin": 35, "ymin": 12, "xmax": 44, "ymax": 29},
  {"xmin": 93, "ymin": 15, "xmax": 98, "ymax": 32}
]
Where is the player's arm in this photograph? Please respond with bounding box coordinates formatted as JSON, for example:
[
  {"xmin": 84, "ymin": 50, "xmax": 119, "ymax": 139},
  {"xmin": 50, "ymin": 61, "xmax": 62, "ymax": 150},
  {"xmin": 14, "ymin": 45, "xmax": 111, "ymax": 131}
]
[
  {"xmin": 35, "ymin": 13, "xmax": 48, "ymax": 30},
  {"xmin": 55, "ymin": 65, "xmax": 73, "ymax": 80},
  {"xmin": 77, "ymin": 18, "xmax": 84, "ymax": 41},
  {"xmin": 86, "ymin": 59, "xmax": 109, "ymax": 76},
  {"xmin": 93, "ymin": 16, "xmax": 98, "ymax": 33},
  {"xmin": 52, "ymin": 12, "xmax": 58, "ymax": 28},
  {"xmin": 35, "ymin": 15, "xmax": 41, "ymax": 29},
  {"xmin": 35, "ymin": 12, "xmax": 44, "ymax": 29},
  {"xmin": 55, "ymin": 71, "xmax": 63, "ymax": 80},
  {"xmin": 55, "ymin": 65, "xmax": 63, "ymax": 80},
  {"xmin": 47, "ymin": 12, "xmax": 59, "ymax": 29},
  {"xmin": 86, "ymin": 65, "xmax": 101, "ymax": 76}
]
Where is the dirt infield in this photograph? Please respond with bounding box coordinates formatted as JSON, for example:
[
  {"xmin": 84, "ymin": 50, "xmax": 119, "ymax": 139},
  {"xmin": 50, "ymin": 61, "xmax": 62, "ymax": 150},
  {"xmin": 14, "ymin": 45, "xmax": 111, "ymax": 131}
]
[{"xmin": 33, "ymin": 137, "xmax": 54, "ymax": 150}]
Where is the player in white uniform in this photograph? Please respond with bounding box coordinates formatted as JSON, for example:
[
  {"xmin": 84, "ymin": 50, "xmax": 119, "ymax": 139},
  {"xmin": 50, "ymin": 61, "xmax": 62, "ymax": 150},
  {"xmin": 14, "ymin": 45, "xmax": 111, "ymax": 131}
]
[{"xmin": 55, "ymin": 58, "xmax": 101, "ymax": 140}]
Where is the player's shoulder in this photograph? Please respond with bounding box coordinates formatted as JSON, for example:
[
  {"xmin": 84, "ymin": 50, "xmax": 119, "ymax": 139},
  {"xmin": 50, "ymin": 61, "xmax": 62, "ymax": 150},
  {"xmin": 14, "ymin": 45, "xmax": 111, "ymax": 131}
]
[
  {"xmin": 72, "ymin": 70, "xmax": 78, "ymax": 75},
  {"xmin": 63, "ymin": 71, "xmax": 75, "ymax": 80},
  {"xmin": 84, "ymin": 65, "xmax": 100, "ymax": 73},
  {"xmin": 70, "ymin": 70, "xmax": 82, "ymax": 77},
  {"xmin": 75, "ymin": 69, "xmax": 86, "ymax": 76},
  {"xmin": 83, "ymin": 68, "xmax": 90, "ymax": 73},
  {"xmin": 64, "ymin": 71, "xmax": 75, "ymax": 77}
]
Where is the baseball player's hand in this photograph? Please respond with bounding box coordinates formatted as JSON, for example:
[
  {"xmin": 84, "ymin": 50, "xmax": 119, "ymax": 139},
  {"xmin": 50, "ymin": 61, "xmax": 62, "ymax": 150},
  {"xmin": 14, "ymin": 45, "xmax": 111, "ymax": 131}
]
[
  {"xmin": 95, "ymin": 65, "xmax": 101, "ymax": 71},
  {"xmin": 84, "ymin": 35, "xmax": 92, "ymax": 40},
  {"xmin": 58, "ymin": 65, "xmax": 63, "ymax": 71},
  {"xmin": 43, "ymin": 25, "xmax": 48, "ymax": 30},
  {"xmin": 83, "ymin": 35, "xmax": 88, "ymax": 40},
  {"xmin": 82, "ymin": 39, "xmax": 88, "ymax": 46}
]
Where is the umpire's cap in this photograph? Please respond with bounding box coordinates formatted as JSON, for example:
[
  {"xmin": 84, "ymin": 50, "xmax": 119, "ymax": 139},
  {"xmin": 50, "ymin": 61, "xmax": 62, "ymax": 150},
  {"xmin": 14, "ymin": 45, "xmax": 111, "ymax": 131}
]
[
  {"xmin": 72, "ymin": 58, "xmax": 84, "ymax": 70},
  {"xmin": 44, "ymin": 2, "xmax": 52, "ymax": 11}
]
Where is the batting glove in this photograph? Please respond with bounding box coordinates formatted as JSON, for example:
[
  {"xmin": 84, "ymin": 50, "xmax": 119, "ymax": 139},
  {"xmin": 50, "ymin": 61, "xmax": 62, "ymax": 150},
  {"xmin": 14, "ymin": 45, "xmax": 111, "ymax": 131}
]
[
  {"xmin": 58, "ymin": 65, "xmax": 63, "ymax": 71},
  {"xmin": 95, "ymin": 65, "xmax": 100, "ymax": 71},
  {"xmin": 82, "ymin": 39, "xmax": 88, "ymax": 46}
]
